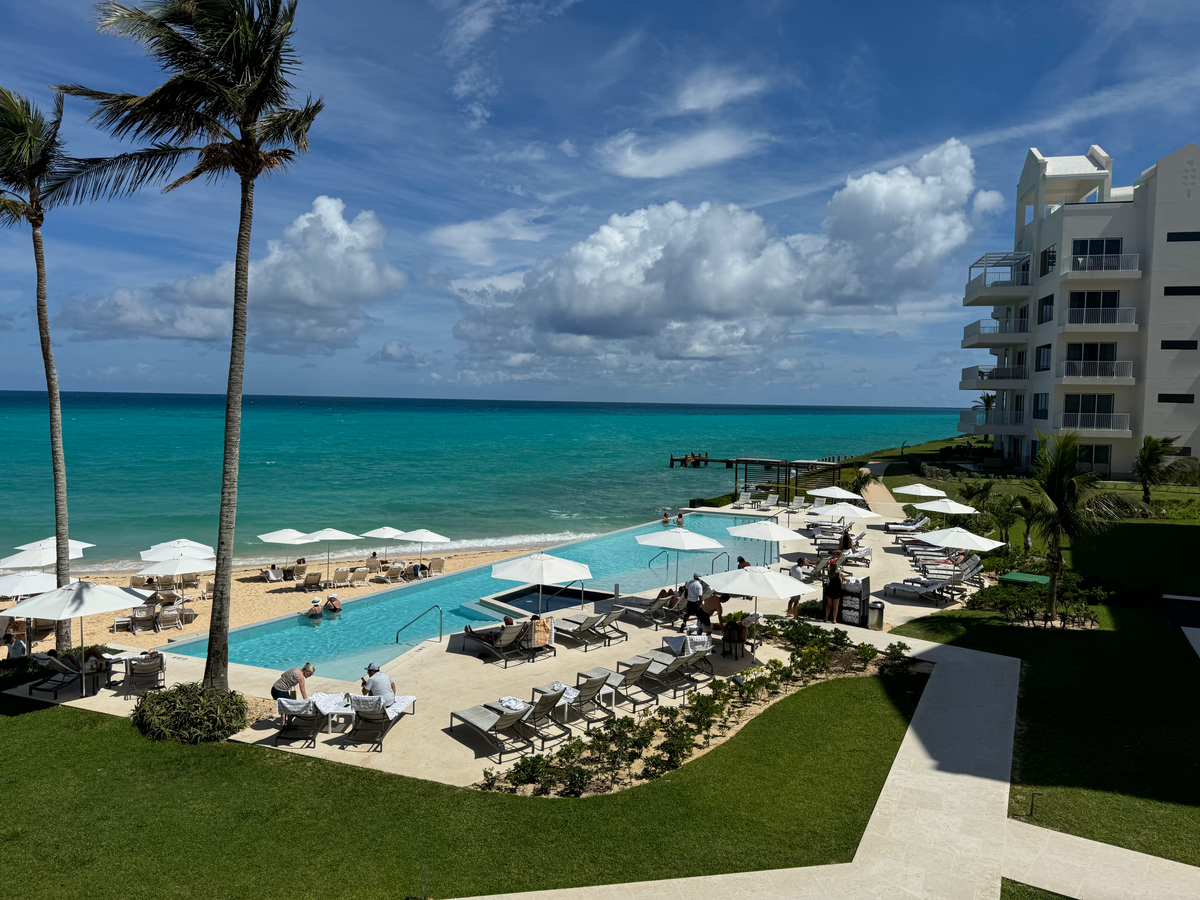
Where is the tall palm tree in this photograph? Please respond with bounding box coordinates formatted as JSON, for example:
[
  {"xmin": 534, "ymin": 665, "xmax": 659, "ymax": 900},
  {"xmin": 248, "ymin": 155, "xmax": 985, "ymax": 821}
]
[
  {"xmin": 1028, "ymin": 432, "xmax": 1123, "ymax": 621},
  {"xmin": 0, "ymin": 88, "xmax": 78, "ymax": 650},
  {"xmin": 54, "ymin": 0, "xmax": 323, "ymax": 690},
  {"xmin": 1015, "ymin": 494, "xmax": 1039, "ymax": 552},
  {"xmin": 1130, "ymin": 435, "xmax": 1199, "ymax": 505}
]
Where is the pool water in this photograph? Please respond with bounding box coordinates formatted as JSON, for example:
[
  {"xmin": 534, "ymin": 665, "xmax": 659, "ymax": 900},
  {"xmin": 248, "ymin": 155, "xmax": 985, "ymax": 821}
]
[{"xmin": 170, "ymin": 512, "xmax": 773, "ymax": 680}]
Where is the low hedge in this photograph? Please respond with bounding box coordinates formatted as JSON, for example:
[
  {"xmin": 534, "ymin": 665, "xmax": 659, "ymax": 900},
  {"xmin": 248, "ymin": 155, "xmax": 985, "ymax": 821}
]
[{"xmin": 131, "ymin": 682, "xmax": 248, "ymax": 744}]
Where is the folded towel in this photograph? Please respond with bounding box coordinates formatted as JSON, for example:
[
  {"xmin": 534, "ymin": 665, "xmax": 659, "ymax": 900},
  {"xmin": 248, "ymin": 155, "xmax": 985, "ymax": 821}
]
[
  {"xmin": 277, "ymin": 698, "xmax": 315, "ymax": 716},
  {"xmin": 549, "ymin": 681, "xmax": 580, "ymax": 702},
  {"xmin": 498, "ymin": 695, "xmax": 527, "ymax": 711},
  {"xmin": 532, "ymin": 618, "xmax": 552, "ymax": 646}
]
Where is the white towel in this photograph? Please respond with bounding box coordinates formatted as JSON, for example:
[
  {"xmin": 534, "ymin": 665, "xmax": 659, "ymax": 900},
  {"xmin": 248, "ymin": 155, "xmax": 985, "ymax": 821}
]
[
  {"xmin": 549, "ymin": 681, "xmax": 580, "ymax": 702},
  {"xmin": 498, "ymin": 695, "xmax": 527, "ymax": 711}
]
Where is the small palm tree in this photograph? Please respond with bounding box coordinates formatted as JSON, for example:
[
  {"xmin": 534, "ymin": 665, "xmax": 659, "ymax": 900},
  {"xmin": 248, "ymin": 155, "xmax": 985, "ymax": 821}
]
[
  {"xmin": 1028, "ymin": 432, "xmax": 1123, "ymax": 621},
  {"xmin": 55, "ymin": 0, "xmax": 323, "ymax": 690},
  {"xmin": 986, "ymin": 494, "xmax": 1019, "ymax": 549},
  {"xmin": 1015, "ymin": 495, "xmax": 1039, "ymax": 552},
  {"xmin": 959, "ymin": 478, "xmax": 995, "ymax": 508},
  {"xmin": 0, "ymin": 88, "xmax": 79, "ymax": 650},
  {"xmin": 849, "ymin": 469, "xmax": 879, "ymax": 503},
  {"xmin": 1131, "ymin": 435, "xmax": 1200, "ymax": 505}
]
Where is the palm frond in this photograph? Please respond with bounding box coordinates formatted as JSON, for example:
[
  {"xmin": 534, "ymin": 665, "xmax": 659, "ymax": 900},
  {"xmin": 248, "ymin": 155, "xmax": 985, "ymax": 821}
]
[
  {"xmin": 57, "ymin": 78, "xmax": 233, "ymax": 144},
  {"xmin": 43, "ymin": 144, "xmax": 198, "ymax": 204},
  {"xmin": 162, "ymin": 142, "xmax": 238, "ymax": 191},
  {"xmin": 0, "ymin": 195, "xmax": 28, "ymax": 228},
  {"xmin": 257, "ymin": 95, "xmax": 322, "ymax": 150}
]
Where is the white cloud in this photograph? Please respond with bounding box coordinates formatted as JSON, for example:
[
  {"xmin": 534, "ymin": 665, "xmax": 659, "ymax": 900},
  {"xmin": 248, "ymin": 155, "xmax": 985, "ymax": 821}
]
[
  {"xmin": 369, "ymin": 340, "xmax": 432, "ymax": 369},
  {"xmin": 914, "ymin": 351, "xmax": 963, "ymax": 370},
  {"xmin": 599, "ymin": 127, "xmax": 767, "ymax": 179},
  {"xmin": 676, "ymin": 67, "xmax": 769, "ymax": 113},
  {"xmin": 58, "ymin": 197, "xmax": 408, "ymax": 355},
  {"xmin": 452, "ymin": 139, "xmax": 979, "ymax": 382},
  {"xmin": 429, "ymin": 208, "xmax": 547, "ymax": 266},
  {"xmin": 973, "ymin": 189, "xmax": 1005, "ymax": 216},
  {"xmin": 559, "ymin": 139, "xmax": 578, "ymax": 157}
]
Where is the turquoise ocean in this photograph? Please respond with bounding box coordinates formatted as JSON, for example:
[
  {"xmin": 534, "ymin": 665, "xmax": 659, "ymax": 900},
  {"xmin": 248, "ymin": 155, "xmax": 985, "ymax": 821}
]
[{"xmin": 0, "ymin": 391, "xmax": 956, "ymax": 570}]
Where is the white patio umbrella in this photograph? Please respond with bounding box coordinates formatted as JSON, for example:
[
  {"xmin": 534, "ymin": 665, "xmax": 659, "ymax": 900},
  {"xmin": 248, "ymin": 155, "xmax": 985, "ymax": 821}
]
[
  {"xmin": 15, "ymin": 537, "xmax": 96, "ymax": 554},
  {"xmin": 892, "ymin": 483, "xmax": 947, "ymax": 499},
  {"xmin": 808, "ymin": 486, "xmax": 863, "ymax": 500},
  {"xmin": 137, "ymin": 557, "xmax": 215, "ymax": 578},
  {"xmin": 491, "ymin": 552, "xmax": 593, "ymax": 614},
  {"xmin": 256, "ymin": 529, "xmax": 319, "ymax": 566},
  {"xmin": 141, "ymin": 538, "xmax": 215, "ymax": 561},
  {"xmin": 914, "ymin": 498, "xmax": 979, "ymax": 527},
  {"xmin": 813, "ymin": 501, "xmax": 883, "ymax": 523},
  {"xmin": 0, "ymin": 547, "xmax": 84, "ymax": 570},
  {"xmin": 917, "ymin": 527, "xmax": 1005, "ymax": 553},
  {"xmin": 0, "ymin": 571, "xmax": 79, "ymax": 598},
  {"xmin": 301, "ymin": 528, "xmax": 364, "ymax": 578},
  {"xmin": 361, "ymin": 526, "xmax": 409, "ymax": 559},
  {"xmin": 3, "ymin": 582, "xmax": 152, "ymax": 698},
  {"xmin": 635, "ymin": 528, "xmax": 724, "ymax": 586},
  {"xmin": 398, "ymin": 529, "xmax": 450, "ymax": 566},
  {"xmin": 726, "ymin": 521, "xmax": 806, "ymax": 565},
  {"xmin": 704, "ymin": 565, "xmax": 818, "ymax": 615}
]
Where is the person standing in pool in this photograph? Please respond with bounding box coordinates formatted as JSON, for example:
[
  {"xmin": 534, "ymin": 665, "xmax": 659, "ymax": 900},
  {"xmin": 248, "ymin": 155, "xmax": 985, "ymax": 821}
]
[
  {"xmin": 298, "ymin": 599, "xmax": 323, "ymax": 620},
  {"xmin": 322, "ymin": 594, "xmax": 342, "ymax": 612}
]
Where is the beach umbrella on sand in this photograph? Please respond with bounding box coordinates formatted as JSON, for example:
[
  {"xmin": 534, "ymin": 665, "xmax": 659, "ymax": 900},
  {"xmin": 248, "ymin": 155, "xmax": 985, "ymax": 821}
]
[
  {"xmin": 704, "ymin": 565, "xmax": 818, "ymax": 615},
  {"xmin": 917, "ymin": 526, "xmax": 1005, "ymax": 553},
  {"xmin": 0, "ymin": 547, "xmax": 84, "ymax": 570},
  {"xmin": 726, "ymin": 521, "xmax": 806, "ymax": 566},
  {"xmin": 16, "ymin": 537, "xmax": 96, "ymax": 555},
  {"xmin": 361, "ymin": 526, "xmax": 409, "ymax": 560},
  {"xmin": 300, "ymin": 529, "xmax": 363, "ymax": 578},
  {"xmin": 807, "ymin": 486, "xmax": 863, "ymax": 501},
  {"xmin": 141, "ymin": 538, "xmax": 214, "ymax": 561},
  {"xmin": 3, "ymin": 582, "xmax": 151, "ymax": 699},
  {"xmin": 0, "ymin": 571, "xmax": 79, "ymax": 598},
  {"xmin": 635, "ymin": 528, "xmax": 724, "ymax": 587},
  {"xmin": 137, "ymin": 557, "xmax": 215, "ymax": 578},
  {"xmin": 492, "ymin": 552, "xmax": 593, "ymax": 615},
  {"xmin": 257, "ymin": 529, "xmax": 319, "ymax": 566},
  {"xmin": 893, "ymin": 483, "xmax": 947, "ymax": 499},
  {"xmin": 397, "ymin": 529, "xmax": 450, "ymax": 567}
]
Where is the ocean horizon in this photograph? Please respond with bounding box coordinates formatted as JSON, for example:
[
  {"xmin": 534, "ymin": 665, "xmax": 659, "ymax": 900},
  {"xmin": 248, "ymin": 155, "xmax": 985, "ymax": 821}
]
[{"xmin": 1, "ymin": 390, "xmax": 957, "ymax": 570}]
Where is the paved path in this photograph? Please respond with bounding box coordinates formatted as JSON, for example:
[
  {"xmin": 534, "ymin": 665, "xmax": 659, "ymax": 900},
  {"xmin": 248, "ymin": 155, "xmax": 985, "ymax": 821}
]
[
  {"xmin": 1182, "ymin": 626, "xmax": 1200, "ymax": 661},
  {"xmin": 858, "ymin": 466, "xmax": 909, "ymax": 518}
]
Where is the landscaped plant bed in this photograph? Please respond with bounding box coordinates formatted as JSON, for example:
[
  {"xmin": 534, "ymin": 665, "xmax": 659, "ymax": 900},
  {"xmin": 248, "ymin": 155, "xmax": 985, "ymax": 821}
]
[{"xmin": 476, "ymin": 626, "xmax": 930, "ymax": 799}]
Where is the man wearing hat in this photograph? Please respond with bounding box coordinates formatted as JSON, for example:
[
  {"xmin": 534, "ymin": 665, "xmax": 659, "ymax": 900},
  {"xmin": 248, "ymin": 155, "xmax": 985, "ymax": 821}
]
[
  {"xmin": 680, "ymin": 572, "xmax": 705, "ymax": 631},
  {"xmin": 361, "ymin": 662, "xmax": 396, "ymax": 708}
]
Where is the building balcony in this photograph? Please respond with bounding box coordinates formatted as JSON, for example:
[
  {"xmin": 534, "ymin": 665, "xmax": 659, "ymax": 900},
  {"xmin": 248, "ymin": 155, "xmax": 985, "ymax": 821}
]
[
  {"xmin": 957, "ymin": 409, "xmax": 1028, "ymax": 435},
  {"xmin": 1055, "ymin": 360, "xmax": 1135, "ymax": 385},
  {"xmin": 1060, "ymin": 307, "xmax": 1138, "ymax": 332},
  {"xmin": 1060, "ymin": 253, "xmax": 1141, "ymax": 282},
  {"xmin": 1052, "ymin": 412, "xmax": 1132, "ymax": 438},
  {"xmin": 963, "ymin": 252, "xmax": 1032, "ymax": 306},
  {"xmin": 961, "ymin": 318, "xmax": 1031, "ymax": 348},
  {"xmin": 959, "ymin": 365, "xmax": 1030, "ymax": 391}
]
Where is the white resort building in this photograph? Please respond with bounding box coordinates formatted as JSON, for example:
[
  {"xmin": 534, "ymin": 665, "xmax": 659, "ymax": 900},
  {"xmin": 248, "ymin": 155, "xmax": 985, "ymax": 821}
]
[{"xmin": 958, "ymin": 142, "xmax": 1200, "ymax": 477}]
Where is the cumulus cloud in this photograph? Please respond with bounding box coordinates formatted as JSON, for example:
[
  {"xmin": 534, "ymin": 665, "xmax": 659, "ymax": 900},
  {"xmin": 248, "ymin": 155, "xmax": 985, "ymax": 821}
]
[
  {"xmin": 914, "ymin": 351, "xmax": 963, "ymax": 370},
  {"xmin": 57, "ymin": 197, "xmax": 407, "ymax": 355},
  {"xmin": 599, "ymin": 127, "xmax": 767, "ymax": 178},
  {"xmin": 369, "ymin": 340, "xmax": 432, "ymax": 369},
  {"xmin": 972, "ymin": 189, "xmax": 1005, "ymax": 216},
  {"xmin": 558, "ymin": 139, "xmax": 578, "ymax": 157},
  {"xmin": 452, "ymin": 139, "xmax": 980, "ymax": 384},
  {"xmin": 429, "ymin": 208, "xmax": 547, "ymax": 266},
  {"xmin": 676, "ymin": 67, "xmax": 768, "ymax": 113}
]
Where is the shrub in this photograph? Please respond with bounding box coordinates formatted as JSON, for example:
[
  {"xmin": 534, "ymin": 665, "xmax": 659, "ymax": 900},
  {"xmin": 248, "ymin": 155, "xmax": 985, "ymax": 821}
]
[
  {"xmin": 130, "ymin": 682, "xmax": 248, "ymax": 744},
  {"xmin": 480, "ymin": 767, "xmax": 500, "ymax": 791},
  {"xmin": 508, "ymin": 752, "xmax": 553, "ymax": 786},
  {"xmin": 855, "ymin": 642, "xmax": 879, "ymax": 666},
  {"xmin": 980, "ymin": 552, "xmax": 1047, "ymax": 576},
  {"xmin": 883, "ymin": 642, "xmax": 910, "ymax": 664},
  {"xmin": 796, "ymin": 598, "xmax": 823, "ymax": 618}
]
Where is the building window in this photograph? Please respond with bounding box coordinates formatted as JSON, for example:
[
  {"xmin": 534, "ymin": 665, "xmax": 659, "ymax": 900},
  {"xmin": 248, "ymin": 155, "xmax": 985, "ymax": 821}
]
[
  {"xmin": 1072, "ymin": 238, "xmax": 1123, "ymax": 256},
  {"xmin": 1033, "ymin": 393, "xmax": 1049, "ymax": 420},
  {"xmin": 1162, "ymin": 340, "xmax": 1199, "ymax": 350},
  {"xmin": 1181, "ymin": 447, "xmax": 1193, "ymax": 457},
  {"xmin": 1158, "ymin": 394, "xmax": 1195, "ymax": 403},
  {"xmin": 1039, "ymin": 244, "xmax": 1057, "ymax": 277},
  {"xmin": 1079, "ymin": 444, "xmax": 1111, "ymax": 474},
  {"xmin": 1035, "ymin": 344, "xmax": 1052, "ymax": 372},
  {"xmin": 1037, "ymin": 295, "xmax": 1054, "ymax": 324},
  {"xmin": 1165, "ymin": 286, "xmax": 1200, "ymax": 296},
  {"xmin": 1167, "ymin": 232, "xmax": 1200, "ymax": 242}
]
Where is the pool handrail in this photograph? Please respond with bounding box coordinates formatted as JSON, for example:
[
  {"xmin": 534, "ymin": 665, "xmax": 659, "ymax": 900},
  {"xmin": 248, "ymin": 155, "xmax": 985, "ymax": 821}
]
[
  {"xmin": 647, "ymin": 550, "xmax": 669, "ymax": 577},
  {"xmin": 710, "ymin": 551, "xmax": 730, "ymax": 574},
  {"xmin": 541, "ymin": 578, "xmax": 587, "ymax": 611},
  {"xmin": 395, "ymin": 604, "xmax": 443, "ymax": 643}
]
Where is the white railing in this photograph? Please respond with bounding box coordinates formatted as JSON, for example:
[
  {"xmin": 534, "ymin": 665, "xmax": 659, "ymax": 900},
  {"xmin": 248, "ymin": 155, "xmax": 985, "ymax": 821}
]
[
  {"xmin": 1057, "ymin": 360, "xmax": 1134, "ymax": 378},
  {"xmin": 1054, "ymin": 413, "xmax": 1131, "ymax": 431},
  {"xmin": 966, "ymin": 269, "xmax": 1031, "ymax": 291},
  {"xmin": 964, "ymin": 319, "xmax": 1031, "ymax": 339},
  {"xmin": 1070, "ymin": 253, "xmax": 1140, "ymax": 272},
  {"xmin": 961, "ymin": 365, "xmax": 1029, "ymax": 382},
  {"xmin": 1063, "ymin": 307, "xmax": 1137, "ymax": 325},
  {"xmin": 958, "ymin": 409, "xmax": 1026, "ymax": 428}
]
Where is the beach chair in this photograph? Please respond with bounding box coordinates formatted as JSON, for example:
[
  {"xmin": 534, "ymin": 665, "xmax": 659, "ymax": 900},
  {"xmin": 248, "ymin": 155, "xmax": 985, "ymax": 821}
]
[
  {"xmin": 130, "ymin": 604, "xmax": 158, "ymax": 635},
  {"xmin": 180, "ymin": 573, "xmax": 200, "ymax": 593},
  {"xmin": 298, "ymin": 572, "xmax": 323, "ymax": 592},
  {"xmin": 554, "ymin": 613, "xmax": 605, "ymax": 651},
  {"xmin": 627, "ymin": 653, "xmax": 691, "ymax": 698},
  {"xmin": 577, "ymin": 659, "xmax": 657, "ymax": 711},
  {"xmin": 366, "ymin": 559, "xmax": 382, "ymax": 574},
  {"xmin": 463, "ymin": 622, "xmax": 531, "ymax": 668},
  {"xmin": 349, "ymin": 568, "xmax": 368, "ymax": 587},
  {"xmin": 331, "ymin": 568, "xmax": 352, "ymax": 588},
  {"xmin": 562, "ymin": 607, "xmax": 626, "ymax": 646},
  {"xmin": 157, "ymin": 575, "xmax": 176, "ymax": 592},
  {"xmin": 274, "ymin": 699, "xmax": 326, "ymax": 748},
  {"xmin": 340, "ymin": 694, "xmax": 416, "ymax": 752},
  {"xmin": 809, "ymin": 497, "xmax": 827, "ymax": 511},
  {"xmin": 886, "ymin": 516, "xmax": 930, "ymax": 535},
  {"xmin": 520, "ymin": 687, "xmax": 569, "ymax": 749},
  {"xmin": 202, "ymin": 579, "xmax": 216, "ymax": 600},
  {"xmin": 429, "ymin": 558, "xmax": 446, "ymax": 576},
  {"xmin": 124, "ymin": 655, "xmax": 166, "ymax": 699},
  {"xmin": 262, "ymin": 568, "xmax": 284, "ymax": 583},
  {"xmin": 449, "ymin": 702, "xmax": 533, "ymax": 761},
  {"xmin": 841, "ymin": 546, "xmax": 872, "ymax": 567},
  {"xmin": 28, "ymin": 656, "xmax": 87, "ymax": 699},
  {"xmin": 129, "ymin": 574, "xmax": 146, "ymax": 589},
  {"xmin": 756, "ymin": 493, "xmax": 779, "ymax": 510},
  {"xmin": 730, "ymin": 492, "xmax": 753, "ymax": 510},
  {"xmin": 292, "ymin": 563, "xmax": 308, "ymax": 580},
  {"xmin": 156, "ymin": 604, "xmax": 183, "ymax": 632},
  {"xmin": 614, "ymin": 595, "xmax": 671, "ymax": 629},
  {"xmin": 526, "ymin": 617, "xmax": 557, "ymax": 662},
  {"xmin": 557, "ymin": 674, "xmax": 615, "ymax": 731}
]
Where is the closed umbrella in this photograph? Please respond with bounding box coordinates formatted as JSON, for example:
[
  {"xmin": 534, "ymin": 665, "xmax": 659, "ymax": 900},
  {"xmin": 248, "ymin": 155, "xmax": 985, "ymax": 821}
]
[
  {"xmin": 914, "ymin": 498, "xmax": 978, "ymax": 527},
  {"xmin": 635, "ymin": 528, "xmax": 724, "ymax": 586},
  {"xmin": 361, "ymin": 526, "xmax": 408, "ymax": 560},
  {"xmin": 917, "ymin": 527, "xmax": 1005, "ymax": 552},
  {"xmin": 893, "ymin": 483, "xmax": 947, "ymax": 499},
  {"xmin": 301, "ymin": 529, "xmax": 363, "ymax": 579},
  {"xmin": 726, "ymin": 521, "xmax": 806, "ymax": 565},
  {"xmin": 0, "ymin": 547, "xmax": 84, "ymax": 570},
  {"xmin": 808, "ymin": 486, "xmax": 863, "ymax": 501},
  {"xmin": 492, "ymin": 552, "xmax": 593, "ymax": 615},
  {"xmin": 704, "ymin": 565, "xmax": 818, "ymax": 615},
  {"xmin": 3, "ymin": 582, "xmax": 152, "ymax": 698},
  {"xmin": 0, "ymin": 571, "xmax": 79, "ymax": 598},
  {"xmin": 398, "ymin": 529, "xmax": 450, "ymax": 567},
  {"xmin": 16, "ymin": 537, "xmax": 96, "ymax": 554}
]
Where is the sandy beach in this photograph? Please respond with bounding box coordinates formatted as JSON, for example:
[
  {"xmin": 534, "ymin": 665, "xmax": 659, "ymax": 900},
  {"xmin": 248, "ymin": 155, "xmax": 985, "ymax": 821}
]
[{"xmin": 3, "ymin": 548, "xmax": 537, "ymax": 652}]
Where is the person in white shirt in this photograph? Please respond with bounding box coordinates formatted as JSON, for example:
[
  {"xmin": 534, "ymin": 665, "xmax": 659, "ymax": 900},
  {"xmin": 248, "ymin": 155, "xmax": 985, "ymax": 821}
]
[
  {"xmin": 786, "ymin": 558, "xmax": 816, "ymax": 618},
  {"xmin": 680, "ymin": 574, "xmax": 705, "ymax": 630},
  {"xmin": 4, "ymin": 633, "xmax": 26, "ymax": 659},
  {"xmin": 361, "ymin": 662, "xmax": 396, "ymax": 707}
]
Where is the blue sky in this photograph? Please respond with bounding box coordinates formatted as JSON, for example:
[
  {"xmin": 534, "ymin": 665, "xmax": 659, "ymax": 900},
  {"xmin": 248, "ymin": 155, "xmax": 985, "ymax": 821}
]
[{"xmin": 2, "ymin": 0, "xmax": 1199, "ymax": 406}]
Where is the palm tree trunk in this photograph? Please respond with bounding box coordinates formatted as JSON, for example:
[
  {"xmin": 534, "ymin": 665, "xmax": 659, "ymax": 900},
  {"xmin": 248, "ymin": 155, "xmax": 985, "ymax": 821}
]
[
  {"xmin": 1141, "ymin": 479, "xmax": 1151, "ymax": 505},
  {"xmin": 203, "ymin": 178, "xmax": 254, "ymax": 692},
  {"xmin": 31, "ymin": 219, "xmax": 72, "ymax": 651},
  {"xmin": 1023, "ymin": 527, "xmax": 1032, "ymax": 553},
  {"xmin": 1046, "ymin": 531, "xmax": 1061, "ymax": 626}
]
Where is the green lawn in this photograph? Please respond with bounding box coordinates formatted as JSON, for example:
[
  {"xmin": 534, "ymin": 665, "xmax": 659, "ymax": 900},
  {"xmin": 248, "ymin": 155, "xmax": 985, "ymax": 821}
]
[
  {"xmin": 891, "ymin": 607, "xmax": 1200, "ymax": 866},
  {"xmin": 1000, "ymin": 879, "xmax": 1071, "ymax": 899},
  {"xmin": 1071, "ymin": 520, "xmax": 1200, "ymax": 595},
  {"xmin": 0, "ymin": 672, "xmax": 925, "ymax": 899}
]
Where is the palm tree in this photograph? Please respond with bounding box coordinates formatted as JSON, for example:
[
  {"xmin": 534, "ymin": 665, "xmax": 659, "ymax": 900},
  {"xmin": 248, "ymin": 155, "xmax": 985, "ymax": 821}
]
[
  {"xmin": 1015, "ymin": 494, "xmax": 1039, "ymax": 553},
  {"xmin": 54, "ymin": 0, "xmax": 323, "ymax": 690},
  {"xmin": 1028, "ymin": 432, "xmax": 1123, "ymax": 622},
  {"xmin": 1130, "ymin": 435, "xmax": 1200, "ymax": 505},
  {"xmin": 959, "ymin": 478, "xmax": 995, "ymax": 508},
  {"xmin": 973, "ymin": 391, "xmax": 996, "ymax": 441},
  {"xmin": 0, "ymin": 89, "xmax": 79, "ymax": 650},
  {"xmin": 848, "ymin": 469, "xmax": 879, "ymax": 504},
  {"xmin": 986, "ymin": 494, "xmax": 1019, "ymax": 549}
]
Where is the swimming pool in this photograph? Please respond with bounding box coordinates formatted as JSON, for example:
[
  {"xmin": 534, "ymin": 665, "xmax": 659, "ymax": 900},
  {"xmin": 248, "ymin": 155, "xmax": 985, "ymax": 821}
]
[{"xmin": 169, "ymin": 512, "xmax": 773, "ymax": 680}]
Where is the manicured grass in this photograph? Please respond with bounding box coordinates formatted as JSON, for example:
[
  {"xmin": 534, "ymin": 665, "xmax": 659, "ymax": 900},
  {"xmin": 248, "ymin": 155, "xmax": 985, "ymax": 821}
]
[
  {"xmin": 1000, "ymin": 879, "xmax": 1071, "ymax": 899},
  {"xmin": 892, "ymin": 606, "xmax": 1200, "ymax": 866},
  {"xmin": 0, "ymin": 672, "xmax": 925, "ymax": 899},
  {"xmin": 1071, "ymin": 520, "xmax": 1200, "ymax": 595}
]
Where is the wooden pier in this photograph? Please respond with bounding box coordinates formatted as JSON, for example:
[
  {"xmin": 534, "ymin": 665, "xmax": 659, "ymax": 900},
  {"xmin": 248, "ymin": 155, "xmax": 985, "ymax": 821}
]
[{"xmin": 669, "ymin": 454, "xmax": 847, "ymax": 501}]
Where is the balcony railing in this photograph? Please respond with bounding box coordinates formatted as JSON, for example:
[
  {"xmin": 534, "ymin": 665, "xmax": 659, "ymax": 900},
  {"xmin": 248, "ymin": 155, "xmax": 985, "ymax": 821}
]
[
  {"xmin": 1054, "ymin": 413, "xmax": 1131, "ymax": 431},
  {"xmin": 1070, "ymin": 253, "xmax": 1140, "ymax": 272},
  {"xmin": 964, "ymin": 318, "xmax": 1031, "ymax": 339},
  {"xmin": 958, "ymin": 409, "xmax": 1026, "ymax": 428},
  {"xmin": 961, "ymin": 365, "xmax": 1029, "ymax": 382},
  {"xmin": 966, "ymin": 269, "xmax": 1031, "ymax": 291},
  {"xmin": 1057, "ymin": 360, "xmax": 1134, "ymax": 378},
  {"xmin": 1063, "ymin": 307, "xmax": 1137, "ymax": 325}
]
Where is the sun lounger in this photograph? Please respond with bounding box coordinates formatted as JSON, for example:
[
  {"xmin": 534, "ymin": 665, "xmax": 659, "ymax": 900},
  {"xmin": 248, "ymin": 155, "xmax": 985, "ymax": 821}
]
[
  {"xmin": 625, "ymin": 653, "xmax": 690, "ymax": 698},
  {"xmin": 554, "ymin": 613, "xmax": 605, "ymax": 651},
  {"xmin": 130, "ymin": 604, "xmax": 157, "ymax": 634},
  {"xmin": 730, "ymin": 492, "xmax": 753, "ymax": 510},
  {"xmin": 841, "ymin": 546, "xmax": 871, "ymax": 567},
  {"xmin": 577, "ymin": 659, "xmax": 657, "ymax": 711},
  {"xmin": 886, "ymin": 516, "xmax": 931, "ymax": 535},
  {"xmin": 615, "ymin": 595, "xmax": 671, "ymax": 629},
  {"xmin": 520, "ymin": 687, "xmax": 569, "ymax": 749},
  {"xmin": 156, "ymin": 604, "xmax": 183, "ymax": 631},
  {"xmin": 885, "ymin": 577, "xmax": 957, "ymax": 604},
  {"xmin": 124, "ymin": 654, "xmax": 166, "ymax": 699},
  {"xmin": 262, "ymin": 568, "xmax": 284, "ymax": 583},
  {"xmin": 274, "ymin": 699, "xmax": 325, "ymax": 748},
  {"xmin": 557, "ymin": 674, "xmax": 615, "ymax": 730},
  {"xmin": 28, "ymin": 655, "xmax": 107, "ymax": 699},
  {"xmin": 809, "ymin": 496, "xmax": 827, "ymax": 511},
  {"xmin": 339, "ymin": 694, "xmax": 415, "ymax": 752},
  {"xmin": 331, "ymin": 568, "xmax": 352, "ymax": 588},
  {"xmin": 449, "ymin": 701, "xmax": 533, "ymax": 761},
  {"xmin": 366, "ymin": 559, "xmax": 382, "ymax": 574},
  {"xmin": 298, "ymin": 572, "xmax": 323, "ymax": 592},
  {"xmin": 129, "ymin": 574, "xmax": 147, "ymax": 589},
  {"xmin": 429, "ymin": 558, "xmax": 446, "ymax": 576},
  {"xmin": 202, "ymin": 579, "xmax": 215, "ymax": 600},
  {"xmin": 561, "ymin": 607, "xmax": 627, "ymax": 646},
  {"xmin": 757, "ymin": 492, "xmax": 779, "ymax": 509},
  {"xmin": 349, "ymin": 568, "xmax": 368, "ymax": 587},
  {"xmin": 463, "ymin": 622, "xmax": 531, "ymax": 668}
]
